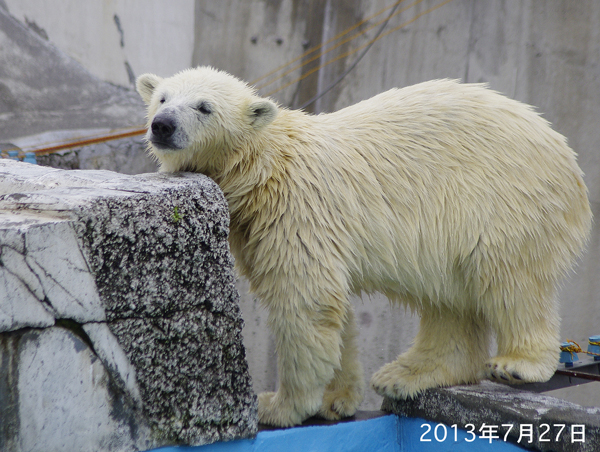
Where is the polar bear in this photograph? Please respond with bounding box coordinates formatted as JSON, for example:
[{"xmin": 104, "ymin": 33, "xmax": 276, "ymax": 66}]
[{"xmin": 136, "ymin": 67, "xmax": 591, "ymax": 427}]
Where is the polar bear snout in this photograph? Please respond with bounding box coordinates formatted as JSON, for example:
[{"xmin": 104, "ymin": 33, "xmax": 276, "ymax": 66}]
[
  {"xmin": 150, "ymin": 114, "xmax": 177, "ymax": 148},
  {"xmin": 152, "ymin": 115, "xmax": 176, "ymax": 141},
  {"xmin": 149, "ymin": 113, "xmax": 187, "ymax": 151}
]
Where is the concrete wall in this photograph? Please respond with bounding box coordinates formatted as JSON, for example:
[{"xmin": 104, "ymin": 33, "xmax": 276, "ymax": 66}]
[
  {"xmin": 4, "ymin": 0, "xmax": 600, "ymax": 410},
  {"xmin": 2, "ymin": 0, "xmax": 195, "ymax": 87}
]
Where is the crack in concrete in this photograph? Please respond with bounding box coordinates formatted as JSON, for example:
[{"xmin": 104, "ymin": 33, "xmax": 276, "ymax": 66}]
[
  {"xmin": 67, "ymin": 222, "xmax": 96, "ymax": 275},
  {"xmin": 0, "ymin": 246, "xmax": 48, "ymax": 309},
  {"xmin": 24, "ymin": 256, "xmax": 87, "ymax": 312}
]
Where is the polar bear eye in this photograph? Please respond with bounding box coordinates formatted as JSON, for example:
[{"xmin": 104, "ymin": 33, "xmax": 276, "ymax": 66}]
[
  {"xmin": 159, "ymin": 97, "xmax": 166, "ymax": 104},
  {"xmin": 195, "ymin": 102, "xmax": 212, "ymax": 115}
]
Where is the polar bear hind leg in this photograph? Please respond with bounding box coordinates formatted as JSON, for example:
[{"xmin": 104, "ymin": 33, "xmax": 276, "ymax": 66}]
[
  {"xmin": 371, "ymin": 305, "xmax": 490, "ymax": 398},
  {"xmin": 483, "ymin": 284, "xmax": 559, "ymax": 384}
]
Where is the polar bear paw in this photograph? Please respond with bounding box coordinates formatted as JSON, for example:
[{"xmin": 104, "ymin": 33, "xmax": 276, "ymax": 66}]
[
  {"xmin": 257, "ymin": 391, "xmax": 305, "ymax": 427},
  {"xmin": 370, "ymin": 356, "xmax": 475, "ymax": 399},
  {"xmin": 318, "ymin": 385, "xmax": 363, "ymax": 420},
  {"xmin": 370, "ymin": 361, "xmax": 431, "ymax": 399},
  {"xmin": 483, "ymin": 355, "xmax": 555, "ymax": 384}
]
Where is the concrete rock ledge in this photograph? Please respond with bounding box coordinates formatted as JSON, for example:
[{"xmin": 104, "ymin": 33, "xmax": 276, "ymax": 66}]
[
  {"xmin": 0, "ymin": 160, "xmax": 257, "ymax": 452},
  {"xmin": 17, "ymin": 129, "xmax": 158, "ymax": 175},
  {"xmin": 383, "ymin": 380, "xmax": 600, "ymax": 452}
]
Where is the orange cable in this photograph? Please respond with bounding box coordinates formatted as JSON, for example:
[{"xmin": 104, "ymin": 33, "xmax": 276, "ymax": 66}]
[{"xmin": 31, "ymin": 127, "xmax": 147, "ymax": 156}]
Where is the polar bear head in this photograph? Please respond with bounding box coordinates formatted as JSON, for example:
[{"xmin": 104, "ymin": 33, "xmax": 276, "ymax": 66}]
[{"xmin": 136, "ymin": 66, "xmax": 278, "ymax": 174}]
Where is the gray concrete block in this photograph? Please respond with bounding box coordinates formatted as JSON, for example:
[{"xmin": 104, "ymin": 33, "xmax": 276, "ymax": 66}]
[
  {"xmin": 82, "ymin": 322, "xmax": 143, "ymax": 407},
  {"xmin": 0, "ymin": 211, "xmax": 106, "ymax": 331},
  {"xmin": 383, "ymin": 381, "xmax": 600, "ymax": 452},
  {"xmin": 74, "ymin": 170, "xmax": 257, "ymax": 444},
  {"xmin": 0, "ymin": 326, "xmax": 147, "ymax": 452},
  {"xmin": 0, "ymin": 160, "xmax": 257, "ymax": 450},
  {"xmin": 0, "ymin": 265, "xmax": 55, "ymax": 331}
]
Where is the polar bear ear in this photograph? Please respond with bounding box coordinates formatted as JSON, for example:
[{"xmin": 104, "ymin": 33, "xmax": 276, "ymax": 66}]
[
  {"xmin": 136, "ymin": 73, "xmax": 163, "ymax": 105},
  {"xmin": 247, "ymin": 100, "xmax": 278, "ymax": 130}
]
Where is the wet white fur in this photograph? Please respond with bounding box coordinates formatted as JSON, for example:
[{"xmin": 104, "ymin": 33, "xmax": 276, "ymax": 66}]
[{"xmin": 137, "ymin": 67, "xmax": 592, "ymax": 427}]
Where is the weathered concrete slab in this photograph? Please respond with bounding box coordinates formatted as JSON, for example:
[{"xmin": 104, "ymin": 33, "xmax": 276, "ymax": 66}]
[
  {"xmin": 0, "ymin": 7, "xmax": 145, "ymax": 141},
  {"xmin": 0, "ymin": 326, "xmax": 146, "ymax": 452},
  {"xmin": 0, "ymin": 160, "xmax": 257, "ymax": 451},
  {"xmin": 383, "ymin": 381, "xmax": 600, "ymax": 452}
]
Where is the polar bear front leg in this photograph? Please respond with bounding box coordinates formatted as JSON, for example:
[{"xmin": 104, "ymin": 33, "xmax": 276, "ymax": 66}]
[
  {"xmin": 318, "ymin": 307, "xmax": 364, "ymax": 420},
  {"xmin": 256, "ymin": 282, "xmax": 349, "ymax": 427}
]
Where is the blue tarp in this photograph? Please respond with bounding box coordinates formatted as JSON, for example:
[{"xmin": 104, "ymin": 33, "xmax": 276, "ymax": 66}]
[{"xmin": 149, "ymin": 415, "xmax": 525, "ymax": 452}]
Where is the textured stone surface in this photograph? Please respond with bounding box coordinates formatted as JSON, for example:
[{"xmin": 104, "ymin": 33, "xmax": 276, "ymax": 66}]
[
  {"xmin": 0, "ymin": 160, "xmax": 257, "ymax": 451},
  {"xmin": 383, "ymin": 381, "xmax": 600, "ymax": 452},
  {"xmin": 0, "ymin": 219, "xmax": 106, "ymax": 327},
  {"xmin": 75, "ymin": 170, "xmax": 256, "ymax": 444},
  {"xmin": 0, "ymin": 326, "xmax": 146, "ymax": 452}
]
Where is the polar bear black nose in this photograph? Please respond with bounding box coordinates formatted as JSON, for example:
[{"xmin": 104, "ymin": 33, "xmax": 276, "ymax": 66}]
[{"xmin": 151, "ymin": 116, "xmax": 176, "ymax": 141}]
